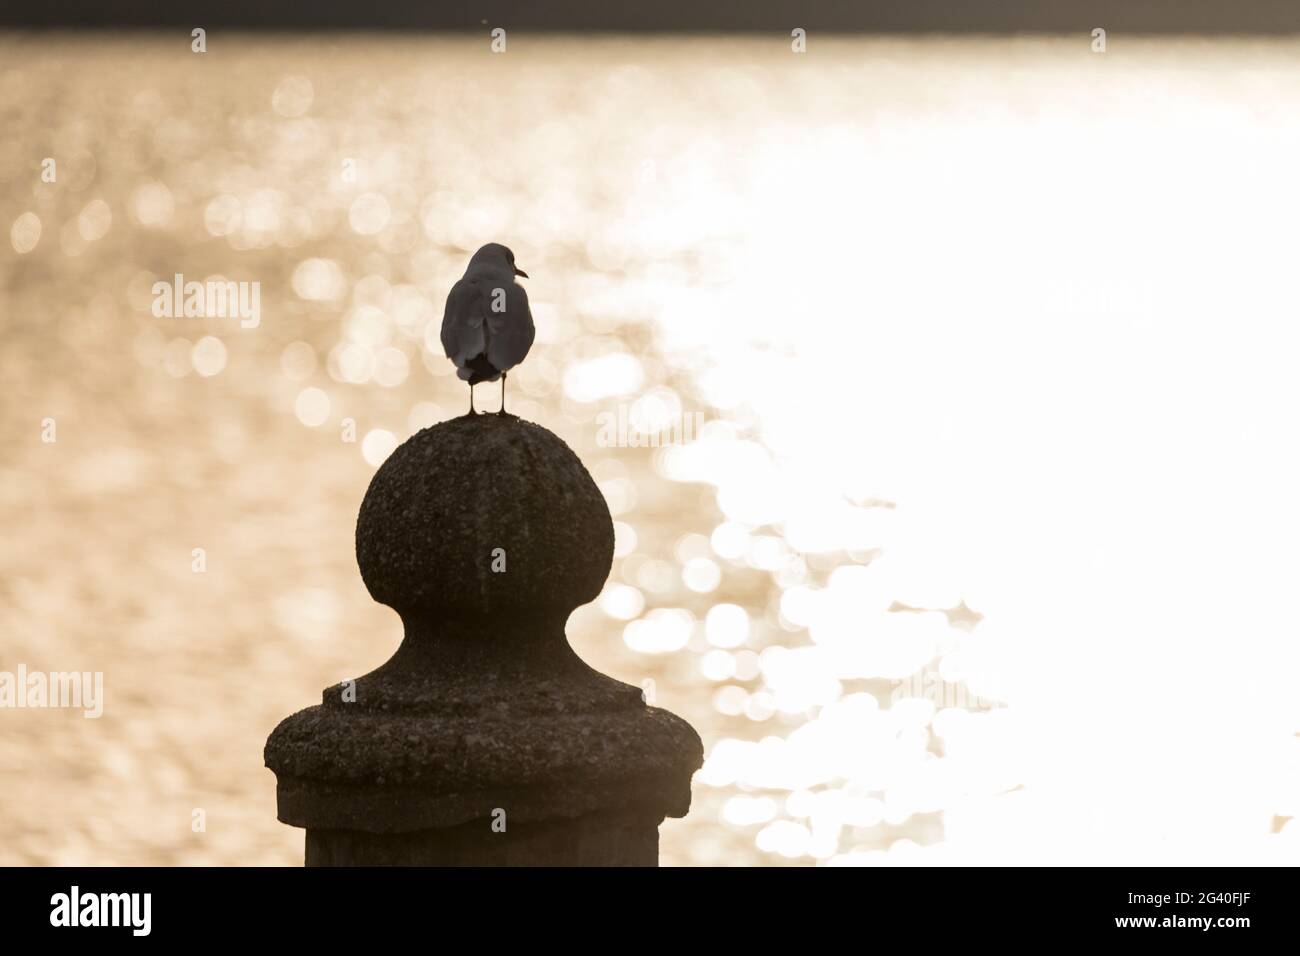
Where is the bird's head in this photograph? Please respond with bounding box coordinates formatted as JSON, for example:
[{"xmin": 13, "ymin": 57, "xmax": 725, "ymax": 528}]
[{"xmin": 468, "ymin": 242, "xmax": 528, "ymax": 279}]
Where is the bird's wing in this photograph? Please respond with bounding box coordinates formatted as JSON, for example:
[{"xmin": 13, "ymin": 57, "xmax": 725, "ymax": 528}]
[
  {"xmin": 485, "ymin": 280, "xmax": 536, "ymax": 373},
  {"xmin": 440, "ymin": 278, "xmax": 487, "ymax": 367}
]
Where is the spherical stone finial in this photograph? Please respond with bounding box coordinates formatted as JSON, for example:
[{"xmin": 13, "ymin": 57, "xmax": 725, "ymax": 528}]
[
  {"xmin": 265, "ymin": 414, "xmax": 703, "ymax": 864},
  {"xmin": 356, "ymin": 414, "xmax": 614, "ymax": 617}
]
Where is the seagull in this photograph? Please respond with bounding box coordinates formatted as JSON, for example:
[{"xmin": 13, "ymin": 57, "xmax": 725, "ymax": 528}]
[{"xmin": 440, "ymin": 242, "xmax": 535, "ymax": 415}]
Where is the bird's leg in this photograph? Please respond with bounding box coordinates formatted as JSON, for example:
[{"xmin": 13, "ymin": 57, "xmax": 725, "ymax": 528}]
[
  {"xmin": 498, "ymin": 373, "xmax": 508, "ymax": 415},
  {"xmin": 468, "ymin": 383, "xmax": 476, "ymax": 415}
]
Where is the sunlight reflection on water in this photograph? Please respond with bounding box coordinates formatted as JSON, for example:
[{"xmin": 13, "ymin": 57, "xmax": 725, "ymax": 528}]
[{"xmin": 2, "ymin": 33, "xmax": 1299, "ymax": 866}]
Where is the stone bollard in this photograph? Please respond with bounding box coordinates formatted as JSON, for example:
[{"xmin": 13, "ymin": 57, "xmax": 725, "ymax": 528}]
[{"xmin": 265, "ymin": 414, "xmax": 703, "ymax": 865}]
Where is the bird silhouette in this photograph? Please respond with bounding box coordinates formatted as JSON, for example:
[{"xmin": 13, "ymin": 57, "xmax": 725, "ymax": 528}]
[{"xmin": 440, "ymin": 243, "xmax": 535, "ymax": 415}]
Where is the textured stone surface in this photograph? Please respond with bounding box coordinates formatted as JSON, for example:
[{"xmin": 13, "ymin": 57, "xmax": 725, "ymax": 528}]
[
  {"xmin": 356, "ymin": 413, "xmax": 614, "ymax": 616},
  {"xmin": 264, "ymin": 413, "xmax": 703, "ymax": 864}
]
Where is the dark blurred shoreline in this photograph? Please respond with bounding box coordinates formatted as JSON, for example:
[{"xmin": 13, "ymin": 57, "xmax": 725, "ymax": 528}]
[{"xmin": 6, "ymin": 1, "xmax": 1300, "ymax": 35}]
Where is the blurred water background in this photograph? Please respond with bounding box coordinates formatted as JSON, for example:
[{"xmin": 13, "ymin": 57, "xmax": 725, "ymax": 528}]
[{"xmin": 2, "ymin": 33, "xmax": 1300, "ymax": 865}]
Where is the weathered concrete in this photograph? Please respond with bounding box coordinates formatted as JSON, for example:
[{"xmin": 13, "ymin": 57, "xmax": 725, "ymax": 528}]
[{"xmin": 265, "ymin": 413, "xmax": 702, "ymax": 865}]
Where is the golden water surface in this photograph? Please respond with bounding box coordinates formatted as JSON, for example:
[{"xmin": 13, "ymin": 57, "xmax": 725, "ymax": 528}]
[{"xmin": 3, "ymin": 33, "xmax": 1300, "ymax": 865}]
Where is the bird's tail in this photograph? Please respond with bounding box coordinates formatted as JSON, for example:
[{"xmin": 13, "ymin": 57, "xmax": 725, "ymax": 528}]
[{"xmin": 459, "ymin": 352, "xmax": 501, "ymax": 384}]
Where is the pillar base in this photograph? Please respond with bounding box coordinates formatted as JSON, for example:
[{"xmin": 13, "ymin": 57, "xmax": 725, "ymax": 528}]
[{"xmin": 305, "ymin": 811, "xmax": 661, "ymax": 866}]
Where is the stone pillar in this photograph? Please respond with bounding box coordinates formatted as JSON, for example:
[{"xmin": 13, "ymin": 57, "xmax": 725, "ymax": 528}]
[{"xmin": 265, "ymin": 414, "xmax": 702, "ymax": 865}]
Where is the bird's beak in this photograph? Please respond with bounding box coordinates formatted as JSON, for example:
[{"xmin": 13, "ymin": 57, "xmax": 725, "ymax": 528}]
[{"xmin": 514, "ymin": 268, "xmax": 529, "ymax": 278}]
